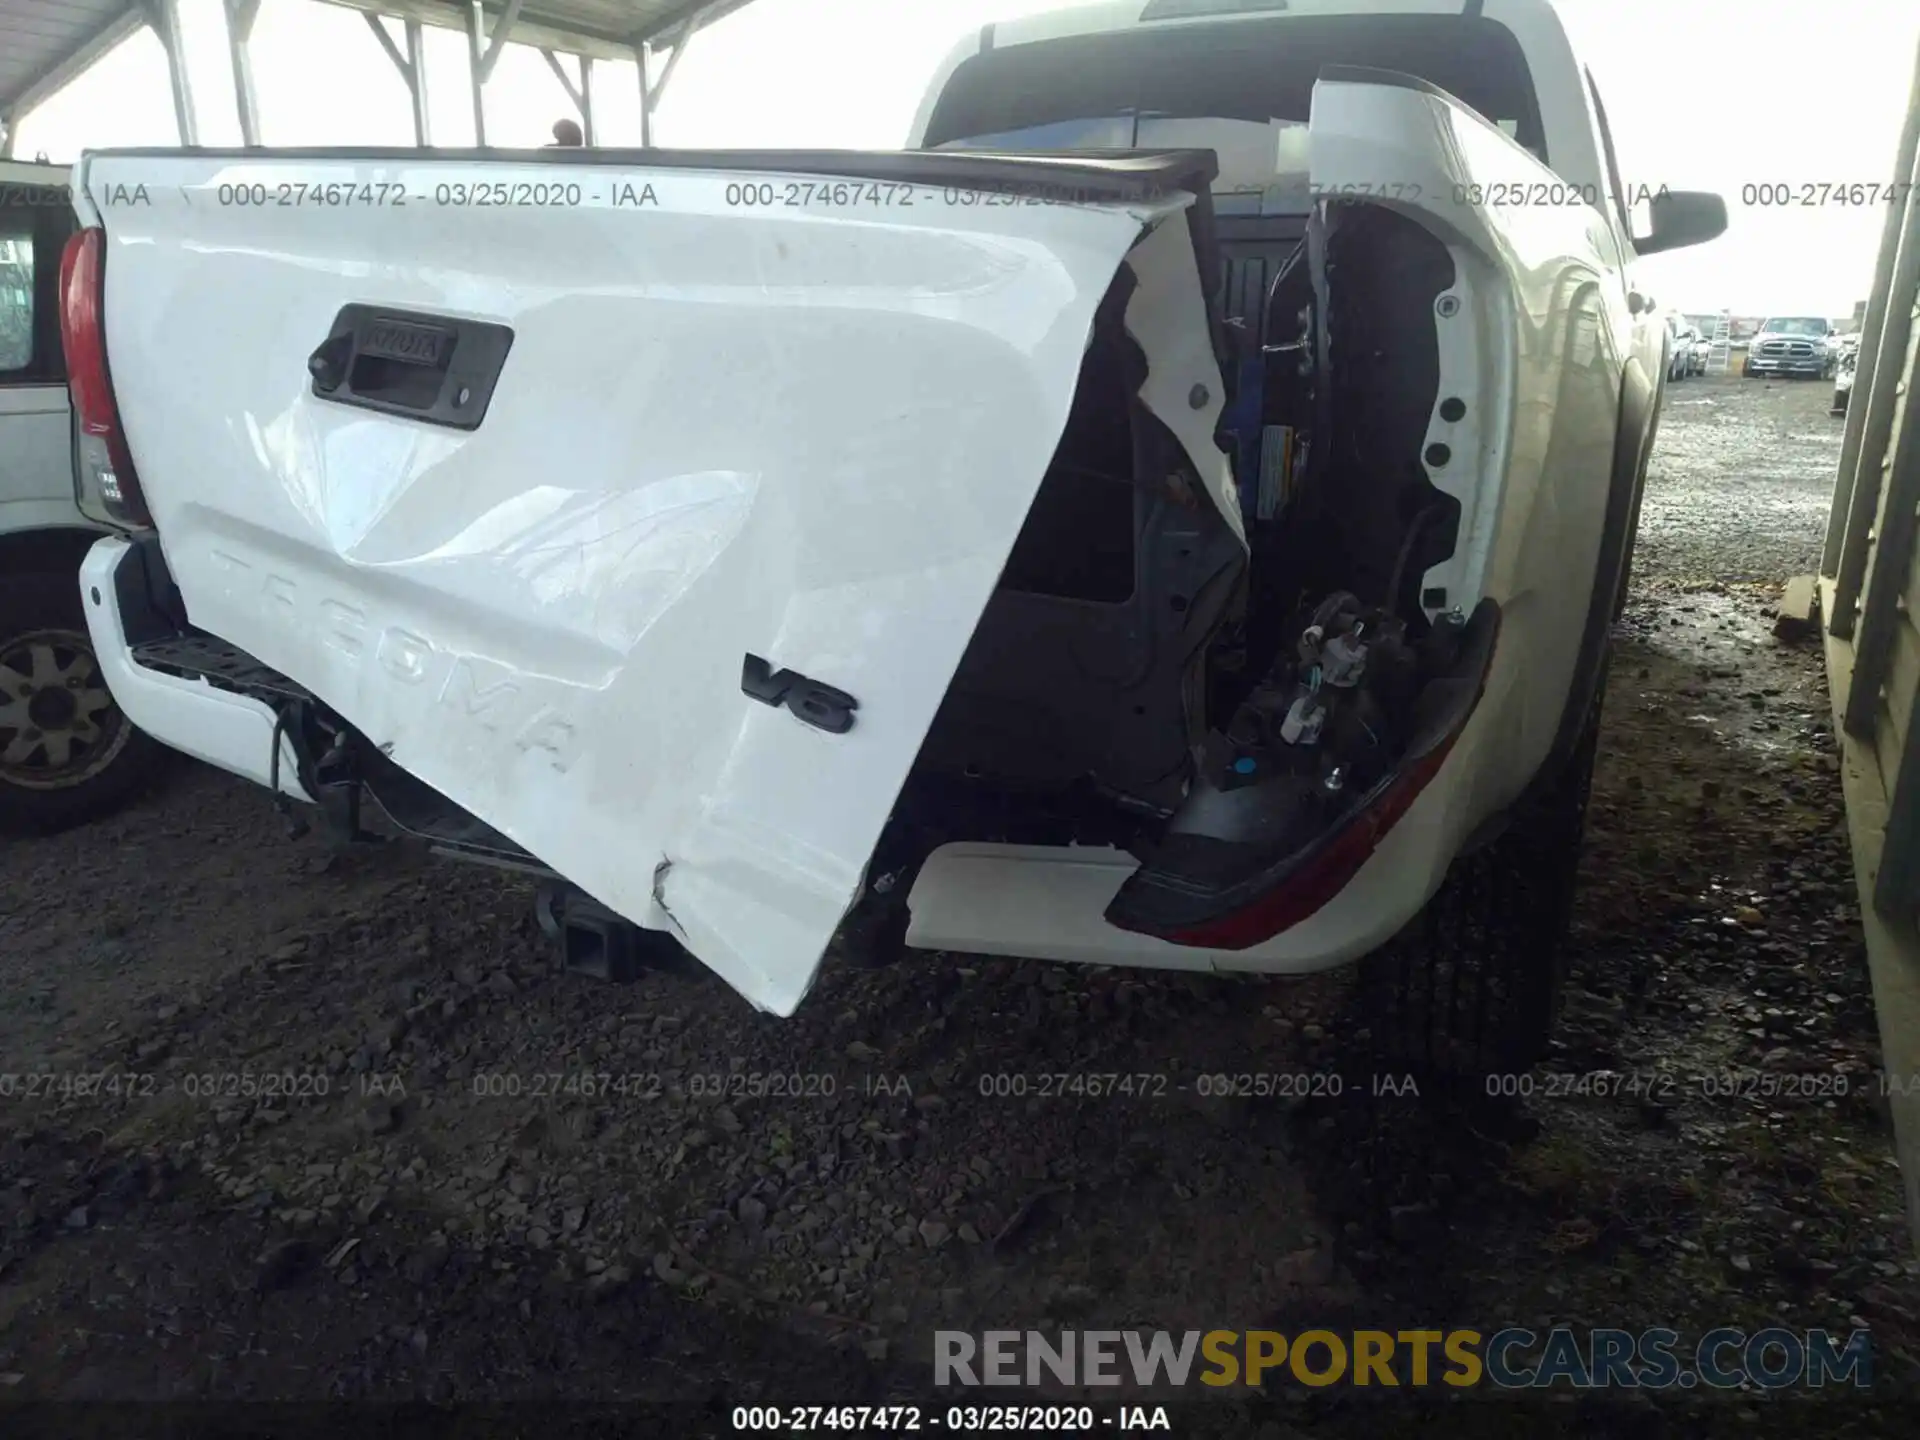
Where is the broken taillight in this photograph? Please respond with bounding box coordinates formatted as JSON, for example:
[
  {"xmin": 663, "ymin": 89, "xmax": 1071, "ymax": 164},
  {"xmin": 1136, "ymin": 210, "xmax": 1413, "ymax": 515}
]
[
  {"xmin": 1150, "ymin": 727, "xmax": 1469, "ymax": 949},
  {"xmin": 59, "ymin": 226, "xmax": 151, "ymax": 530},
  {"xmin": 1107, "ymin": 604, "xmax": 1501, "ymax": 950}
]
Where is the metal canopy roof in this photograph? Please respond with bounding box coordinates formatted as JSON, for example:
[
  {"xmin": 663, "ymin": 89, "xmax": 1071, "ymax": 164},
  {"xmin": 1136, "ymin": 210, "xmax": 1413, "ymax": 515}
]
[
  {"xmin": 314, "ymin": 0, "xmax": 755, "ymax": 64},
  {"xmin": 0, "ymin": 0, "xmax": 746, "ymax": 124},
  {"xmin": 1, "ymin": 0, "xmax": 144, "ymax": 123}
]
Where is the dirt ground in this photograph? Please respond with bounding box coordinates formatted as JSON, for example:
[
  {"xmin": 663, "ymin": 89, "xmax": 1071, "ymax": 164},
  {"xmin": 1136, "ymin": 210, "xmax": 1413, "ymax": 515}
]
[{"xmin": 1, "ymin": 372, "xmax": 1916, "ymax": 1435}]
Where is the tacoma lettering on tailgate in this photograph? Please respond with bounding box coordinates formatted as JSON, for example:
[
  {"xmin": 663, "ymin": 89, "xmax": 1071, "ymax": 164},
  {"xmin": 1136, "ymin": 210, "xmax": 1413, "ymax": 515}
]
[{"xmin": 208, "ymin": 549, "xmax": 582, "ymax": 771}]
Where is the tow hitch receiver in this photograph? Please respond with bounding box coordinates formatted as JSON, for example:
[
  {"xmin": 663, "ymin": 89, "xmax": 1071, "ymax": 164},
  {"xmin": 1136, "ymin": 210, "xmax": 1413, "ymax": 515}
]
[{"xmin": 535, "ymin": 882, "xmax": 693, "ymax": 983}]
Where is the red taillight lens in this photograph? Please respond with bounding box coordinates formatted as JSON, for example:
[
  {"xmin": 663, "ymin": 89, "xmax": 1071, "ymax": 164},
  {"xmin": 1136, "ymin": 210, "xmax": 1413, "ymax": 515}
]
[
  {"xmin": 58, "ymin": 229, "xmax": 108, "ymax": 429},
  {"xmin": 1108, "ymin": 605, "xmax": 1502, "ymax": 951},
  {"xmin": 1157, "ymin": 729, "xmax": 1467, "ymax": 949},
  {"xmin": 59, "ymin": 226, "xmax": 151, "ymax": 529}
]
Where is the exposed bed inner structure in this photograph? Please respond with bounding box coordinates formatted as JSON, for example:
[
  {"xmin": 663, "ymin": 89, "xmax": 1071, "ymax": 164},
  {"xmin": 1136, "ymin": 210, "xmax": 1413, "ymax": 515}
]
[{"xmin": 873, "ymin": 195, "xmax": 1497, "ymax": 949}]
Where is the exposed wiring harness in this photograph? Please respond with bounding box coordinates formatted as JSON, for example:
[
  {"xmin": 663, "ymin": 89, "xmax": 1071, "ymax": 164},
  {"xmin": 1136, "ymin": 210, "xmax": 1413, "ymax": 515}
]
[
  {"xmin": 267, "ymin": 703, "xmax": 311, "ymax": 839},
  {"xmin": 1386, "ymin": 499, "xmax": 1455, "ymax": 616}
]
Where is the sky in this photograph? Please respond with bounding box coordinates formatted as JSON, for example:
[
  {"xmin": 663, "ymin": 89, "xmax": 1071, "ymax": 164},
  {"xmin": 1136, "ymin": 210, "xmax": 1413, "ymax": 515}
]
[{"xmin": 11, "ymin": 0, "xmax": 1919, "ymax": 316}]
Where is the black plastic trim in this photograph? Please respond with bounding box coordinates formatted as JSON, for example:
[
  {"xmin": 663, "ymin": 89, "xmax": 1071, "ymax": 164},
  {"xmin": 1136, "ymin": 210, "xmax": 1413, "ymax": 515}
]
[
  {"xmin": 1528, "ymin": 359, "xmax": 1653, "ymax": 803},
  {"xmin": 109, "ymin": 532, "xmax": 188, "ymax": 647},
  {"xmin": 83, "ymin": 147, "xmax": 1222, "ymax": 205},
  {"xmin": 1315, "ymin": 63, "xmax": 1469, "ymax": 107},
  {"xmin": 1142, "ymin": 0, "xmax": 1291, "ymax": 16},
  {"xmin": 130, "ymin": 632, "xmax": 314, "ymax": 702},
  {"xmin": 308, "ymin": 304, "xmax": 513, "ymax": 432}
]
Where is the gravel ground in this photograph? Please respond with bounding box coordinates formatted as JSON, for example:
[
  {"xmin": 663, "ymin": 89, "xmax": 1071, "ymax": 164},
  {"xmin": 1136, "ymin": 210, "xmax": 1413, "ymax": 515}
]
[{"xmin": 1, "ymin": 372, "xmax": 1916, "ymax": 1435}]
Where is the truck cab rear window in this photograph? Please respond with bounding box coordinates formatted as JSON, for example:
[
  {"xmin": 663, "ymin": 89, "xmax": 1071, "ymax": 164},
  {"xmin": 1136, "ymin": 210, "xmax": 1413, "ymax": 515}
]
[{"xmin": 919, "ymin": 14, "xmax": 1545, "ymax": 163}]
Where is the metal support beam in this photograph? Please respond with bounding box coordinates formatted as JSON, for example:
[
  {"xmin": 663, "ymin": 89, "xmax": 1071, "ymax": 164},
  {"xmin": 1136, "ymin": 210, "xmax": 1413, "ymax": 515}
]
[
  {"xmin": 466, "ymin": 0, "xmax": 488, "ymax": 145},
  {"xmin": 1828, "ymin": 33, "xmax": 1920, "ymax": 583},
  {"xmin": 629, "ymin": 9, "xmax": 706, "ymax": 148},
  {"xmin": 364, "ymin": 13, "xmax": 432, "ymax": 145},
  {"xmin": 406, "ymin": 19, "xmax": 432, "ymax": 147},
  {"xmin": 540, "ymin": 50, "xmax": 595, "ymax": 144},
  {"xmin": 633, "ymin": 40, "xmax": 651, "ymax": 147},
  {"xmin": 1834, "ymin": 136, "xmax": 1920, "ymax": 640},
  {"xmin": 139, "ymin": 0, "xmax": 199, "ymax": 146},
  {"xmin": 471, "ymin": 0, "xmax": 526, "ymax": 83},
  {"xmin": 580, "ymin": 55, "xmax": 594, "ymax": 146},
  {"xmin": 226, "ymin": 0, "xmax": 265, "ymax": 147},
  {"xmin": 365, "ymin": 12, "xmax": 410, "ymax": 76},
  {"xmin": 652, "ymin": 18, "xmax": 694, "ymax": 109}
]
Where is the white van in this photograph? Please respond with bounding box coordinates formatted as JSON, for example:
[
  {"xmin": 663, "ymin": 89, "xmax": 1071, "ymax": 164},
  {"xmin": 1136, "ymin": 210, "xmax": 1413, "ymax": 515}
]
[{"xmin": 0, "ymin": 158, "xmax": 155, "ymax": 828}]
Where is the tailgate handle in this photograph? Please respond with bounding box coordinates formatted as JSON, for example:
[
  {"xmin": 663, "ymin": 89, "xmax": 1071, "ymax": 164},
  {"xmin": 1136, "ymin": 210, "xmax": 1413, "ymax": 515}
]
[
  {"xmin": 308, "ymin": 304, "xmax": 514, "ymax": 432},
  {"xmin": 307, "ymin": 333, "xmax": 354, "ymax": 391}
]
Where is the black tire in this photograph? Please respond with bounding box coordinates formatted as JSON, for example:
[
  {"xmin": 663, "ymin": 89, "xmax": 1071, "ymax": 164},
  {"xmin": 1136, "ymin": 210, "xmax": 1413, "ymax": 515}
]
[
  {"xmin": 1613, "ymin": 493, "xmax": 1642, "ymax": 619},
  {"xmin": 0, "ymin": 567, "xmax": 163, "ymax": 832},
  {"xmin": 836, "ymin": 892, "xmax": 913, "ymax": 970},
  {"xmin": 1362, "ymin": 658, "xmax": 1606, "ymax": 1080},
  {"xmin": 1614, "ymin": 393, "xmax": 1655, "ymax": 622},
  {"xmin": 1742, "ymin": 361, "xmax": 1755, "ymax": 378}
]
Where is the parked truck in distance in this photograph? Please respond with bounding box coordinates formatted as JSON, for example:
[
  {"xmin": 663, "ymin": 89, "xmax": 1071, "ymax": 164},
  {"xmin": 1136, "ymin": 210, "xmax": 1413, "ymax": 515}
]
[{"xmin": 1744, "ymin": 316, "xmax": 1840, "ymax": 379}]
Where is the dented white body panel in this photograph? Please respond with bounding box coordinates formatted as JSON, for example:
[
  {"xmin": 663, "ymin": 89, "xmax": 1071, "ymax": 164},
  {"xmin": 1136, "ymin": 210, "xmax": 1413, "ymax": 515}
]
[
  {"xmin": 76, "ymin": 153, "xmax": 1228, "ymax": 1014},
  {"xmin": 906, "ymin": 75, "xmax": 1634, "ymax": 972},
  {"xmin": 1307, "ymin": 70, "xmax": 1630, "ymax": 812},
  {"xmin": 76, "ymin": 0, "xmax": 1666, "ymax": 1006}
]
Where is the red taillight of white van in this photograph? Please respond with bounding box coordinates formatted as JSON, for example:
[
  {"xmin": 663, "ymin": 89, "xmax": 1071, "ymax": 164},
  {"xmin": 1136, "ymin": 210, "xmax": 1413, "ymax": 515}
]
[{"xmin": 59, "ymin": 226, "xmax": 152, "ymax": 530}]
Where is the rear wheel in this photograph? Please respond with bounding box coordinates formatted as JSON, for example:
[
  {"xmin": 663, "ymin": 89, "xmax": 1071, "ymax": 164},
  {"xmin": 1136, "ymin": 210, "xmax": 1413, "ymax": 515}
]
[
  {"xmin": 0, "ymin": 569, "xmax": 162, "ymax": 831},
  {"xmin": 1363, "ymin": 658, "xmax": 1605, "ymax": 1080}
]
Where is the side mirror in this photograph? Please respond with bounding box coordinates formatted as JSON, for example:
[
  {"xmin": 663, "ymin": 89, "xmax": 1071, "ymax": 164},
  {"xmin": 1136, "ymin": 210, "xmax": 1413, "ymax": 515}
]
[{"xmin": 1635, "ymin": 190, "xmax": 1729, "ymax": 255}]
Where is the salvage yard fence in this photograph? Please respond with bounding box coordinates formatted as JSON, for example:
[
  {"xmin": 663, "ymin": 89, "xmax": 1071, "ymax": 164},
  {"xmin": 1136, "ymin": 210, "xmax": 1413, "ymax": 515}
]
[{"xmin": 1820, "ymin": 30, "xmax": 1920, "ymax": 1256}]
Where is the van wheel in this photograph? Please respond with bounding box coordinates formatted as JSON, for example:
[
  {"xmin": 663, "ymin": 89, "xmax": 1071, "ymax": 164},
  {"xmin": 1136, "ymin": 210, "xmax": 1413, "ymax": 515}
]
[
  {"xmin": 1363, "ymin": 659, "xmax": 1605, "ymax": 1081},
  {"xmin": 0, "ymin": 569, "xmax": 161, "ymax": 832}
]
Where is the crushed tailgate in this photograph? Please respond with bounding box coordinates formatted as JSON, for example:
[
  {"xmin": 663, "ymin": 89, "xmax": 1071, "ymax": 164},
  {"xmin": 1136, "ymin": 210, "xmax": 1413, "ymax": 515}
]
[{"xmin": 78, "ymin": 147, "xmax": 1228, "ymax": 1014}]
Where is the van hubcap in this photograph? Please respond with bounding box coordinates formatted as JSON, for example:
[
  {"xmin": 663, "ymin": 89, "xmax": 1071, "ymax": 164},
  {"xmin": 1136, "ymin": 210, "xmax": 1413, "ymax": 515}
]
[{"xmin": 0, "ymin": 629, "xmax": 127, "ymax": 788}]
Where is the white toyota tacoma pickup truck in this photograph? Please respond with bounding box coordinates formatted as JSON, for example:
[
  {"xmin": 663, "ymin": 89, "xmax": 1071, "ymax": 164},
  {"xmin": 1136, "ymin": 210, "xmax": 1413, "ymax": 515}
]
[
  {"xmin": 66, "ymin": 0, "xmax": 1724, "ymax": 1070},
  {"xmin": 0, "ymin": 158, "xmax": 156, "ymax": 829}
]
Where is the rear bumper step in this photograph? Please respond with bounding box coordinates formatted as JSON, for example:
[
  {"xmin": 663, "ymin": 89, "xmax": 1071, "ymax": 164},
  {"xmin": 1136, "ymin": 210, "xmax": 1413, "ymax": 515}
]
[
  {"xmin": 81, "ymin": 537, "xmax": 313, "ymax": 803},
  {"xmin": 86, "ymin": 534, "xmax": 540, "ymax": 868},
  {"xmin": 129, "ymin": 631, "xmax": 314, "ymax": 703}
]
